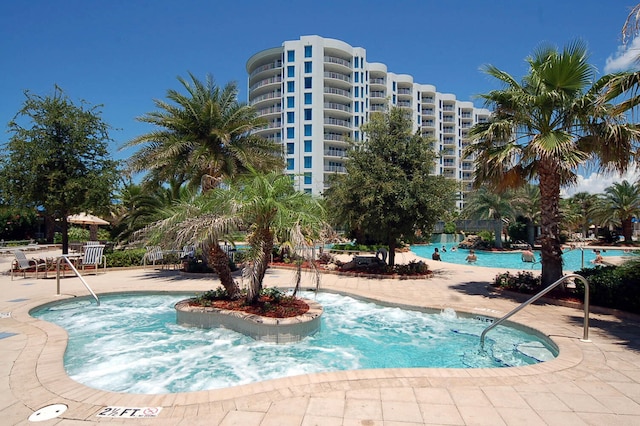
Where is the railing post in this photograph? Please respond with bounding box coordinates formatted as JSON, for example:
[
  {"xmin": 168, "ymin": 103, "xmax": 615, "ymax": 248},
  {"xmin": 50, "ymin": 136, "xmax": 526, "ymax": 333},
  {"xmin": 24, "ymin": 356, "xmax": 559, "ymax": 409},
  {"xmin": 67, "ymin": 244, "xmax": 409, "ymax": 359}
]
[{"xmin": 481, "ymin": 273, "xmax": 590, "ymax": 349}]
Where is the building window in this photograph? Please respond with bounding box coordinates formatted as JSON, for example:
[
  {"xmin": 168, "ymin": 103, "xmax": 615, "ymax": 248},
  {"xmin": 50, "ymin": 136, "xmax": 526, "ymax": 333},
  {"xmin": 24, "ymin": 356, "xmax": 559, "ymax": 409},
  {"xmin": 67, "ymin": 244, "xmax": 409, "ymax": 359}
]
[
  {"xmin": 304, "ymin": 140, "xmax": 312, "ymax": 152},
  {"xmin": 354, "ymin": 102, "xmax": 359, "ymax": 113},
  {"xmin": 287, "ymin": 66, "xmax": 295, "ymax": 77},
  {"xmin": 354, "ymin": 73, "xmax": 359, "ymax": 83},
  {"xmin": 355, "ymin": 87, "xmax": 359, "ymax": 98},
  {"xmin": 392, "ymin": 94, "xmax": 396, "ymax": 104},
  {"xmin": 304, "ymin": 61, "xmax": 312, "ymax": 73},
  {"xmin": 287, "ymin": 112, "xmax": 294, "ymax": 123},
  {"xmin": 304, "ymin": 77, "xmax": 312, "ymax": 89},
  {"xmin": 304, "ymin": 93, "xmax": 312, "ymax": 104},
  {"xmin": 287, "ymin": 50, "xmax": 295, "ymax": 62},
  {"xmin": 354, "ymin": 56, "xmax": 358, "ymax": 68},
  {"xmin": 392, "ymin": 81, "xmax": 396, "ymax": 91},
  {"xmin": 287, "ymin": 158, "xmax": 294, "ymax": 170},
  {"xmin": 287, "ymin": 127, "xmax": 294, "ymax": 139},
  {"xmin": 304, "ymin": 124, "xmax": 312, "ymax": 136},
  {"xmin": 304, "ymin": 172, "xmax": 312, "ymax": 184},
  {"xmin": 287, "ymin": 96, "xmax": 294, "ymax": 108},
  {"xmin": 304, "ymin": 45, "xmax": 312, "ymax": 58},
  {"xmin": 304, "ymin": 108, "xmax": 312, "ymax": 120},
  {"xmin": 354, "ymin": 130, "xmax": 359, "ymax": 140},
  {"xmin": 355, "ymin": 116, "xmax": 359, "ymax": 126},
  {"xmin": 304, "ymin": 157, "xmax": 312, "ymax": 168},
  {"xmin": 287, "ymin": 81, "xmax": 295, "ymax": 93},
  {"xmin": 286, "ymin": 143, "xmax": 294, "ymax": 154}
]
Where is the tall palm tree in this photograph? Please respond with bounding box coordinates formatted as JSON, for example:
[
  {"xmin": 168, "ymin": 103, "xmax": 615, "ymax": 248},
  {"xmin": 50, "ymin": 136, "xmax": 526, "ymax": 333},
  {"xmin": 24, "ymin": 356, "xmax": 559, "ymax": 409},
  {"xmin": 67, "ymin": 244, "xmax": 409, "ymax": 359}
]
[
  {"xmin": 466, "ymin": 41, "xmax": 640, "ymax": 285},
  {"xmin": 594, "ymin": 180, "xmax": 640, "ymax": 242},
  {"xmin": 460, "ymin": 187, "xmax": 515, "ymax": 248},
  {"xmin": 123, "ymin": 73, "xmax": 282, "ymax": 192}
]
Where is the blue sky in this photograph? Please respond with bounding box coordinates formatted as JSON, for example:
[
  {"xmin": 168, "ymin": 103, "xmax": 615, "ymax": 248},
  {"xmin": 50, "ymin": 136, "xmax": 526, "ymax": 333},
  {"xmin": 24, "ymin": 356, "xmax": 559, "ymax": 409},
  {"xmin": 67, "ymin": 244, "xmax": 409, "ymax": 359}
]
[{"xmin": 1, "ymin": 0, "xmax": 638, "ymax": 194}]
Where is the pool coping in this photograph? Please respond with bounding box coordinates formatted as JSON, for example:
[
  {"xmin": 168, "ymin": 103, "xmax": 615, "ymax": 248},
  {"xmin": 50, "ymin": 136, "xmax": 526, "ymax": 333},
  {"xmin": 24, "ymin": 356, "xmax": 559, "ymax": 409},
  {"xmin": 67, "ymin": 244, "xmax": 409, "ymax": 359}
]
[{"xmin": 3, "ymin": 259, "xmax": 640, "ymax": 424}]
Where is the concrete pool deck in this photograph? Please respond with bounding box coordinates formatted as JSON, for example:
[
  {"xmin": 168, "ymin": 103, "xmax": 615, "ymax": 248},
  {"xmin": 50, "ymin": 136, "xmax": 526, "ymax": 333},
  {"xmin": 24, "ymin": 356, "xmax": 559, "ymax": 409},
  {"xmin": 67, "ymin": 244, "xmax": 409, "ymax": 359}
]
[{"xmin": 1, "ymin": 248, "xmax": 640, "ymax": 425}]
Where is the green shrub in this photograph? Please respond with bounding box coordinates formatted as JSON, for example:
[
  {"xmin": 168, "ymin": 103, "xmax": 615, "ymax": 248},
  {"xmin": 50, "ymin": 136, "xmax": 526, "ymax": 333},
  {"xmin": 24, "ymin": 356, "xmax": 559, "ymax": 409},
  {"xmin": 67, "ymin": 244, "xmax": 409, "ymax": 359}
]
[
  {"xmin": 104, "ymin": 248, "xmax": 146, "ymax": 267},
  {"xmin": 394, "ymin": 260, "xmax": 429, "ymax": 275},
  {"xmin": 495, "ymin": 259, "xmax": 640, "ymax": 314},
  {"xmin": 493, "ymin": 271, "xmax": 542, "ymax": 294}
]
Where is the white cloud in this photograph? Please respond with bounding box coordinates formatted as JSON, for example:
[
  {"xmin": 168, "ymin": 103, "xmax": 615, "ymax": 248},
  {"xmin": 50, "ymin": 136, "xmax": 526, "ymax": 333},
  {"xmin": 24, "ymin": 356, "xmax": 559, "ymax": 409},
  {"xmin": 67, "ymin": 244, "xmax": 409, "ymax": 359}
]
[
  {"xmin": 562, "ymin": 166, "xmax": 640, "ymax": 197},
  {"xmin": 604, "ymin": 35, "xmax": 640, "ymax": 73}
]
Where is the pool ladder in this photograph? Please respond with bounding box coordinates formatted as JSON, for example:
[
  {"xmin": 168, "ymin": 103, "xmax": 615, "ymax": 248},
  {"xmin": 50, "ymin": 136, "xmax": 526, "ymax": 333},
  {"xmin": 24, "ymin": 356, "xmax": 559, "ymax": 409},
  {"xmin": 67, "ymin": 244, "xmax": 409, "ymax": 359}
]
[
  {"xmin": 55, "ymin": 255, "xmax": 100, "ymax": 306},
  {"xmin": 480, "ymin": 273, "xmax": 590, "ymax": 349}
]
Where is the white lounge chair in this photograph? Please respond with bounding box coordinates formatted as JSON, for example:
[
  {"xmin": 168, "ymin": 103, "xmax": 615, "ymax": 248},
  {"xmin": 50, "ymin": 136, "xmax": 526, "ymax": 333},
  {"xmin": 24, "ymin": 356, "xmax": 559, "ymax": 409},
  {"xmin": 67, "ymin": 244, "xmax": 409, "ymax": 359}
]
[
  {"xmin": 77, "ymin": 245, "xmax": 106, "ymax": 274},
  {"xmin": 143, "ymin": 246, "xmax": 165, "ymax": 268},
  {"xmin": 11, "ymin": 250, "xmax": 47, "ymax": 280}
]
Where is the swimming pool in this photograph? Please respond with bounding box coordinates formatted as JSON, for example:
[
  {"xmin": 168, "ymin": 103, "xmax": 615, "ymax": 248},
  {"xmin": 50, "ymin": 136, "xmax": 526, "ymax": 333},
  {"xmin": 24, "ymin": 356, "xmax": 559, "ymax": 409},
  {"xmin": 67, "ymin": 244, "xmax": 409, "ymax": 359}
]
[
  {"xmin": 31, "ymin": 292, "xmax": 557, "ymax": 394},
  {"xmin": 411, "ymin": 243, "xmax": 634, "ymax": 271}
]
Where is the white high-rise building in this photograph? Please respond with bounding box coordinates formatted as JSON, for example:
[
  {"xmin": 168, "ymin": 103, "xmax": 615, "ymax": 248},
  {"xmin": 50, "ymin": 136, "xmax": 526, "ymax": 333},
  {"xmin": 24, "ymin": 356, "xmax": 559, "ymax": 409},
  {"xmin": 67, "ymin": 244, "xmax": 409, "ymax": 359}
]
[{"xmin": 246, "ymin": 36, "xmax": 491, "ymax": 209}]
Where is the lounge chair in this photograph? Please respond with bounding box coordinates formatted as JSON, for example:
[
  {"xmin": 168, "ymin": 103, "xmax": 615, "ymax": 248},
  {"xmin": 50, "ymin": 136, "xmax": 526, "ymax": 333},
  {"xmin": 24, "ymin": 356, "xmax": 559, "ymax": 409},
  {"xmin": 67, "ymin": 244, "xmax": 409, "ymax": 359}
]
[
  {"xmin": 11, "ymin": 250, "xmax": 47, "ymax": 280},
  {"xmin": 143, "ymin": 246, "xmax": 165, "ymax": 268},
  {"xmin": 77, "ymin": 245, "xmax": 106, "ymax": 274}
]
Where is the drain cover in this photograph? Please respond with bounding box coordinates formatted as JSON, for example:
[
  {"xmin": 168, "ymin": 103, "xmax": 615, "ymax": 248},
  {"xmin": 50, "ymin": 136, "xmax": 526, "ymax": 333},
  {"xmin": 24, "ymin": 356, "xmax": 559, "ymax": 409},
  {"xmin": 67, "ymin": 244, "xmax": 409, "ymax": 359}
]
[{"xmin": 28, "ymin": 404, "xmax": 67, "ymax": 422}]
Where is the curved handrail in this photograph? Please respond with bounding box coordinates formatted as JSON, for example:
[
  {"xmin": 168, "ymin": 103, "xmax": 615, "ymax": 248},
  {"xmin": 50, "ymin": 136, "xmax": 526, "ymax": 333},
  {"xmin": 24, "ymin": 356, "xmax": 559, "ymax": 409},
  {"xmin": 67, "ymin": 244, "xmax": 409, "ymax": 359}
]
[
  {"xmin": 55, "ymin": 255, "xmax": 100, "ymax": 306},
  {"xmin": 480, "ymin": 273, "xmax": 589, "ymax": 349}
]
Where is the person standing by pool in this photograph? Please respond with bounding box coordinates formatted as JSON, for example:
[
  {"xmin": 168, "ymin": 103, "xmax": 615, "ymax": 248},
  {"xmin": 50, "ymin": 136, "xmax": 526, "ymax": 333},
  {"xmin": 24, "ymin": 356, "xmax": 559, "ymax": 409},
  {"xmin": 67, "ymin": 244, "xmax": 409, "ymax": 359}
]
[
  {"xmin": 432, "ymin": 247, "xmax": 441, "ymax": 261},
  {"xmin": 466, "ymin": 249, "xmax": 477, "ymax": 263}
]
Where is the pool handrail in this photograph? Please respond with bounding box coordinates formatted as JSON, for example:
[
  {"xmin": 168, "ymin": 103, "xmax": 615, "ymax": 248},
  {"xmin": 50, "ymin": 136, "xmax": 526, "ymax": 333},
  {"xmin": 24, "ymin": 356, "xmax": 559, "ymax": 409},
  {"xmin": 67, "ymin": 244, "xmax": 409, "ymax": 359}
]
[
  {"xmin": 480, "ymin": 273, "xmax": 590, "ymax": 349},
  {"xmin": 55, "ymin": 255, "xmax": 100, "ymax": 306}
]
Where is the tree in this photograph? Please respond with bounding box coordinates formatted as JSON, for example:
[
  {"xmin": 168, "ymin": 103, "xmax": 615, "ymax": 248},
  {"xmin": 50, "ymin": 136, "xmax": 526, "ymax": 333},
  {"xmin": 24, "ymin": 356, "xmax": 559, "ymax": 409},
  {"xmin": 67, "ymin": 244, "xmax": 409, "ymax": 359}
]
[
  {"xmin": 594, "ymin": 180, "xmax": 640, "ymax": 242},
  {"xmin": 141, "ymin": 170, "xmax": 327, "ymax": 304},
  {"xmin": 325, "ymin": 107, "xmax": 457, "ymax": 266},
  {"xmin": 123, "ymin": 73, "xmax": 282, "ymax": 192},
  {"xmin": 230, "ymin": 170, "xmax": 327, "ymax": 304},
  {"xmin": 565, "ymin": 192, "xmax": 598, "ymax": 240},
  {"xmin": 466, "ymin": 41, "xmax": 640, "ymax": 286},
  {"xmin": 0, "ymin": 87, "xmax": 119, "ymax": 254},
  {"xmin": 460, "ymin": 187, "xmax": 515, "ymax": 248}
]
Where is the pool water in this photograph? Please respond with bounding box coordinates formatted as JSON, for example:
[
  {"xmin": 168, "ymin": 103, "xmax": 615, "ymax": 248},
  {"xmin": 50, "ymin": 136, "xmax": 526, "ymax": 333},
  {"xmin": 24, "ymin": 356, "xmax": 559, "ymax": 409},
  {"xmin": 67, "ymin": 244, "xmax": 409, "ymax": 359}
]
[
  {"xmin": 411, "ymin": 243, "xmax": 633, "ymax": 271},
  {"xmin": 32, "ymin": 292, "xmax": 557, "ymax": 394}
]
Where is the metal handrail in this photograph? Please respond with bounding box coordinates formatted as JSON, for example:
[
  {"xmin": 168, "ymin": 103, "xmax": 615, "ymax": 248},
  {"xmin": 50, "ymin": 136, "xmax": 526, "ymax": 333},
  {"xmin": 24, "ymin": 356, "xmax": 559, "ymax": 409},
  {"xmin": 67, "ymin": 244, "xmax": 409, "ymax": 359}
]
[
  {"xmin": 55, "ymin": 255, "xmax": 100, "ymax": 306},
  {"xmin": 480, "ymin": 273, "xmax": 590, "ymax": 349}
]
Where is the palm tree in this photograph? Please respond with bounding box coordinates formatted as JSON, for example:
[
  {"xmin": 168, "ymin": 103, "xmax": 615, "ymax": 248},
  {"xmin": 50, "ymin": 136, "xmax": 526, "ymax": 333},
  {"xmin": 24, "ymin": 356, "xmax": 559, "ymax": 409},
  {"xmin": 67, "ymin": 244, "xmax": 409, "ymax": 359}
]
[
  {"xmin": 141, "ymin": 189, "xmax": 243, "ymax": 299},
  {"xmin": 566, "ymin": 192, "xmax": 599, "ymax": 240},
  {"xmin": 594, "ymin": 180, "xmax": 640, "ymax": 242},
  {"xmin": 460, "ymin": 187, "xmax": 515, "ymax": 248},
  {"xmin": 229, "ymin": 170, "xmax": 327, "ymax": 304},
  {"xmin": 466, "ymin": 41, "xmax": 640, "ymax": 285},
  {"xmin": 123, "ymin": 73, "xmax": 282, "ymax": 192}
]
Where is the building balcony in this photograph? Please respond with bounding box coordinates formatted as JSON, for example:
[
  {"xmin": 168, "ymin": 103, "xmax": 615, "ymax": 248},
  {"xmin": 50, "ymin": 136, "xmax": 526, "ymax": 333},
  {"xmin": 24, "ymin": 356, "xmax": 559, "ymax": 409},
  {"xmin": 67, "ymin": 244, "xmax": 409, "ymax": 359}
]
[
  {"xmin": 370, "ymin": 104, "xmax": 387, "ymax": 112},
  {"xmin": 370, "ymin": 77, "xmax": 385, "ymax": 86},
  {"xmin": 370, "ymin": 91, "xmax": 386, "ymax": 99},
  {"xmin": 397, "ymin": 88, "xmax": 412, "ymax": 95},
  {"xmin": 256, "ymin": 108, "xmax": 282, "ymax": 118},
  {"xmin": 324, "ymin": 71, "xmax": 352, "ymax": 84},
  {"xmin": 397, "ymin": 100, "xmax": 412, "ymax": 108},
  {"xmin": 249, "ymin": 60, "xmax": 283, "ymax": 79},
  {"xmin": 249, "ymin": 76, "xmax": 282, "ymax": 92},
  {"xmin": 422, "ymin": 108, "xmax": 434, "ymax": 116},
  {"xmin": 324, "ymin": 132, "xmax": 349, "ymax": 142},
  {"xmin": 442, "ymin": 105, "xmax": 455, "ymax": 112},
  {"xmin": 443, "ymin": 127, "xmax": 455, "ymax": 134},
  {"xmin": 324, "ymin": 101, "xmax": 352, "ymax": 114},
  {"xmin": 250, "ymin": 90, "xmax": 282, "ymax": 106},
  {"xmin": 324, "ymin": 55, "xmax": 352, "ymax": 69},
  {"xmin": 324, "ymin": 87, "xmax": 352, "ymax": 100},
  {"xmin": 324, "ymin": 117, "xmax": 352, "ymax": 129},
  {"xmin": 324, "ymin": 148, "xmax": 347, "ymax": 158},
  {"xmin": 324, "ymin": 165, "xmax": 347, "ymax": 173}
]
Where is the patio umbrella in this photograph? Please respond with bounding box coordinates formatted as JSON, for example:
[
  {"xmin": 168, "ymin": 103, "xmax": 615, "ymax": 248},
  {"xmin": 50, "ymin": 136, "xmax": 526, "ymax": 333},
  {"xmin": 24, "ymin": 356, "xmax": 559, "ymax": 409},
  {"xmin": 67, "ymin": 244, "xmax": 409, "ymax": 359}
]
[{"xmin": 67, "ymin": 213, "xmax": 110, "ymax": 240}]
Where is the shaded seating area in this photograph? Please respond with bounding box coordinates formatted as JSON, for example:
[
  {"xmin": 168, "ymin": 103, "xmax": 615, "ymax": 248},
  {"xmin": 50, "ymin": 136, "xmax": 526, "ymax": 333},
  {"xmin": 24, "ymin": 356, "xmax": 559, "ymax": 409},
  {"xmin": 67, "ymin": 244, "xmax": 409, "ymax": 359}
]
[
  {"xmin": 143, "ymin": 246, "xmax": 166, "ymax": 268},
  {"xmin": 11, "ymin": 250, "xmax": 47, "ymax": 280}
]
